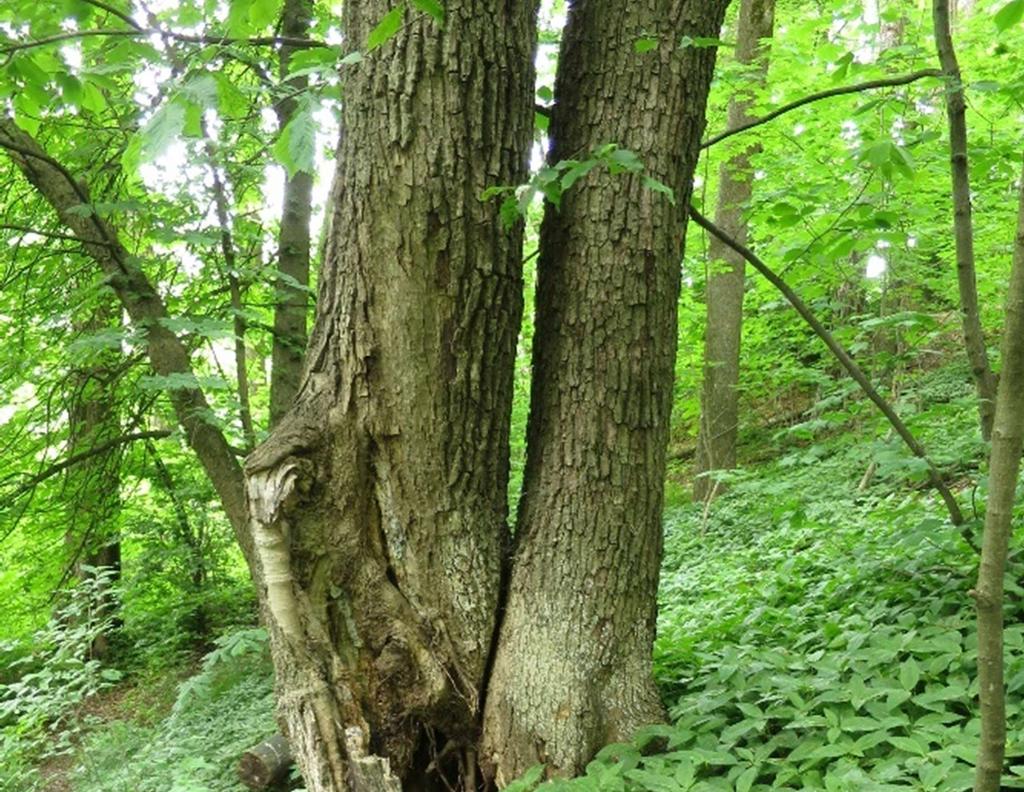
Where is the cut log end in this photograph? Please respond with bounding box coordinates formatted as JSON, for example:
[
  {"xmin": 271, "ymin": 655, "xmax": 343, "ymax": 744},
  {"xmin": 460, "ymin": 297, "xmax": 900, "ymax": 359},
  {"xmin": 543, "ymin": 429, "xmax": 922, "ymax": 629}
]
[{"xmin": 239, "ymin": 734, "xmax": 293, "ymax": 790}]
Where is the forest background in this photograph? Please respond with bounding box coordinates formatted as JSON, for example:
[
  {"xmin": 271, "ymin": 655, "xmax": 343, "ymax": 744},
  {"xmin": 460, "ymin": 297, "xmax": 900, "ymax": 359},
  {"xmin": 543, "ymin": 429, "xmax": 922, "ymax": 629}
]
[{"xmin": 2, "ymin": 0, "xmax": 1024, "ymax": 790}]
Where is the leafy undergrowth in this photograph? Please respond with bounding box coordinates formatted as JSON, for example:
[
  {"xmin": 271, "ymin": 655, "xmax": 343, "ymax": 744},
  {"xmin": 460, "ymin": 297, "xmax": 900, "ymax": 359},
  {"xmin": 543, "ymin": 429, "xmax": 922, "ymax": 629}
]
[
  {"xmin": 514, "ymin": 370, "xmax": 1024, "ymax": 791},
  {"xmin": 69, "ymin": 628, "xmax": 276, "ymax": 792}
]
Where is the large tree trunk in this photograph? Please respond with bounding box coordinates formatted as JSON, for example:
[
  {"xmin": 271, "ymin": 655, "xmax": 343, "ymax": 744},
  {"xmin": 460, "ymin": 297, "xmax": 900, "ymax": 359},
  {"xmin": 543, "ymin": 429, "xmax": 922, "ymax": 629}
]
[
  {"xmin": 244, "ymin": 2, "xmax": 538, "ymax": 789},
  {"xmin": 270, "ymin": 0, "xmax": 315, "ymax": 427},
  {"xmin": 972, "ymin": 153, "xmax": 1024, "ymax": 792},
  {"xmin": 693, "ymin": 0, "xmax": 775, "ymax": 502},
  {"xmin": 933, "ymin": 0, "xmax": 997, "ymax": 440},
  {"xmin": 481, "ymin": 1, "xmax": 730, "ymax": 784}
]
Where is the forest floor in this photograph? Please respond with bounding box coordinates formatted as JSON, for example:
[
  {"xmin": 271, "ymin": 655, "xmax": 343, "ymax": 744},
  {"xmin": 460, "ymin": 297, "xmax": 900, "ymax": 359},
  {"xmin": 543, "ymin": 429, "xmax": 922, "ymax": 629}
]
[{"xmin": 22, "ymin": 363, "xmax": 1024, "ymax": 791}]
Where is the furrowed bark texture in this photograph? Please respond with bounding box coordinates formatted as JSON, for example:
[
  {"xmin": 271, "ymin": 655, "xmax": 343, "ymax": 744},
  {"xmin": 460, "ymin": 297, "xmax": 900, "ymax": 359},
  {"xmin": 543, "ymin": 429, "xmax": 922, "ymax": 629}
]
[
  {"xmin": 694, "ymin": 0, "xmax": 775, "ymax": 502},
  {"xmin": 972, "ymin": 155, "xmax": 1024, "ymax": 792},
  {"xmin": 270, "ymin": 0, "xmax": 315, "ymax": 427},
  {"xmin": 933, "ymin": 0, "xmax": 997, "ymax": 440},
  {"xmin": 481, "ymin": 0, "xmax": 730, "ymax": 784},
  {"xmin": 0, "ymin": 117, "xmax": 255, "ymax": 573},
  {"xmin": 244, "ymin": 3, "xmax": 537, "ymax": 789}
]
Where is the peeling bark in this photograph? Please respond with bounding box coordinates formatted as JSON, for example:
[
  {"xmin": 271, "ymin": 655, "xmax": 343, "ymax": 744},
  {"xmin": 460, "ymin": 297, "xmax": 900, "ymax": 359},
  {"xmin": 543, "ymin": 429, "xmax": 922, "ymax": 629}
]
[
  {"xmin": 694, "ymin": 0, "xmax": 776, "ymax": 502},
  {"xmin": 481, "ymin": 0, "xmax": 730, "ymax": 784},
  {"xmin": 246, "ymin": 2, "xmax": 538, "ymax": 788}
]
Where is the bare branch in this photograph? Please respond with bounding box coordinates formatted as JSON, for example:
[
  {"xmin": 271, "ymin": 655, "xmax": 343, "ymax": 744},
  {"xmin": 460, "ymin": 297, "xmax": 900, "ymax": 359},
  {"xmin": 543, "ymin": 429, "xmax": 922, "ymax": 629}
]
[
  {"xmin": 1, "ymin": 27, "xmax": 327, "ymax": 57},
  {"xmin": 5, "ymin": 430, "xmax": 171, "ymax": 499},
  {"xmin": 701, "ymin": 70, "xmax": 942, "ymax": 149},
  {"xmin": 688, "ymin": 205, "xmax": 967, "ymax": 528}
]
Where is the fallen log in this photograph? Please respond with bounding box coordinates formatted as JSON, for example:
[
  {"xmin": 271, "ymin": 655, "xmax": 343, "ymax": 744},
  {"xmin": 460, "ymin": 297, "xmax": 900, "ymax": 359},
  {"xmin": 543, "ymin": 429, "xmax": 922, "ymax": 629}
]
[{"xmin": 238, "ymin": 734, "xmax": 293, "ymax": 790}]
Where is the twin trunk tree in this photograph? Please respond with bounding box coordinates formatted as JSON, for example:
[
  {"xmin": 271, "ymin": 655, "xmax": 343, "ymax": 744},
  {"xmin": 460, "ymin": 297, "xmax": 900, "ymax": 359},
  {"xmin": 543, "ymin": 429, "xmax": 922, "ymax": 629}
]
[
  {"xmin": 693, "ymin": 0, "xmax": 775, "ymax": 501},
  {"xmin": 2, "ymin": 0, "xmax": 730, "ymax": 787},
  {"xmin": 245, "ymin": 0, "xmax": 728, "ymax": 790}
]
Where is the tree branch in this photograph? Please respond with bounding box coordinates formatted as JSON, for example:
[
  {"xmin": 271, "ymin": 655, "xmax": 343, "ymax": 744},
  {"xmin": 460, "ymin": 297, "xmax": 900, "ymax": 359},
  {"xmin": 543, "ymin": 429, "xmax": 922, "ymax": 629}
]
[
  {"xmin": 1, "ymin": 27, "xmax": 327, "ymax": 57},
  {"xmin": 688, "ymin": 205, "xmax": 966, "ymax": 528},
  {"xmin": 6, "ymin": 430, "xmax": 171, "ymax": 498},
  {"xmin": 701, "ymin": 69, "xmax": 943, "ymax": 149},
  {"xmin": 0, "ymin": 115, "xmax": 256, "ymax": 572}
]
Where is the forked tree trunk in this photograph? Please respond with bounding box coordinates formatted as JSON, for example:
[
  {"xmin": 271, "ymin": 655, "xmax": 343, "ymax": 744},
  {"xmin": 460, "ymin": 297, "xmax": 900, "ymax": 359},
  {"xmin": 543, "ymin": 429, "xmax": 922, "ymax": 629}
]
[
  {"xmin": 693, "ymin": 0, "xmax": 775, "ymax": 502},
  {"xmin": 972, "ymin": 154, "xmax": 1024, "ymax": 792},
  {"xmin": 933, "ymin": 0, "xmax": 997, "ymax": 440},
  {"xmin": 481, "ymin": 0, "xmax": 730, "ymax": 784},
  {"xmin": 270, "ymin": 0, "xmax": 315, "ymax": 427},
  {"xmin": 244, "ymin": 2, "xmax": 538, "ymax": 789}
]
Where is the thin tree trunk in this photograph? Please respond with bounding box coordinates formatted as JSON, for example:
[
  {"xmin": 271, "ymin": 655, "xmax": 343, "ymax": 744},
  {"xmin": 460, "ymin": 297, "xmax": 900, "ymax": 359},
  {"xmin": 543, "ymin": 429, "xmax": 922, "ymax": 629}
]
[
  {"xmin": 244, "ymin": 3, "xmax": 537, "ymax": 789},
  {"xmin": 270, "ymin": 0, "xmax": 314, "ymax": 428},
  {"xmin": 64, "ymin": 295, "xmax": 123, "ymax": 660},
  {"xmin": 205, "ymin": 135, "xmax": 258, "ymax": 450},
  {"xmin": 694, "ymin": 0, "xmax": 776, "ymax": 502},
  {"xmin": 933, "ymin": 0, "xmax": 997, "ymax": 440},
  {"xmin": 0, "ymin": 116, "xmax": 255, "ymax": 573},
  {"xmin": 482, "ymin": 1, "xmax": 730, "ymax": 784},
  {"xmin": 972, "ymin": 154, "xmax": 1024, "ymax": 792}
]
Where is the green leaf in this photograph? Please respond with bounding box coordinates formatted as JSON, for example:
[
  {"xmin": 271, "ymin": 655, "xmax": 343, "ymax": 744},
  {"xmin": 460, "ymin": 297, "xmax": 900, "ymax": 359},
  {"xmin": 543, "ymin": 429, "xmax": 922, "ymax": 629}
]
[
  {"xmin": 226, "ymin": 0, "xmax": 255, "ymax": 36},
  {"xmin": 249, "ymin": 0, "xmax": 279, "ymax": 29},
  {"xmin": 678, "ymin": 36, "xmax": 727, "ymax": 49},
  {"xmin": 735, "ymin": 765, "xmax": 758, "ymax": 792},
  {"xmin": 642, "ymin": 176, "xmax": 676, "ymax": 204},
  {"xmin": 80, "ymin": 81, "xmax": 107, "ymax": 114},
  {"xmin": 560, "ymin": 159, "xmax": 598, "ymax": 191},
  {"xmin": 889, "ymin": 735, "xmax": 928, "ymax": 755},
  {"xmin": 138, "ymin": 99, "xmax": 186, "ymax": 162},
  {"xmin": 900, "ymin": 658, "xmax": 921, "ymax": 691},
  {"xmin": 272, "ymin": 101, "xmax": 318, "ymax": 178},
  {"xmin": 635, "ymin": 37, "xmax": 659, "ymax": 53},
  {"xmin": 995, "ymin": 0, "xmax": 1024, "ymax": 31},
  {"xmin": 409, "ymin": 0, "xmax": 444, "ymax": 25},
  {"xmin": 503, "ymin": 764, "xmax": 545, "ymax": 792},
  {"xmin": 366, "ymin": 6, "xmax": 405, "ymax": 51}
]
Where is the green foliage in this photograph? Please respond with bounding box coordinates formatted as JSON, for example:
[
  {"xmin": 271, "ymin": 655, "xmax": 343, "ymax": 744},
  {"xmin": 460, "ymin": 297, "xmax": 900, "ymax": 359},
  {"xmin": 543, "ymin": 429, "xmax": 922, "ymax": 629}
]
[
  {"xmin": 72, "ymin": 627, "xmax": 276, "ymax": 792},
  {"xmin": 510, "ymin": 374, "xmax": 1019, "ymax": 791},
  {"xmin": 482, "ymin": 143, "xmax": 675, "ymax": 229},
  {"xmin": 0, "ymin": 568, "xmax": 121, "ymax": 792}
]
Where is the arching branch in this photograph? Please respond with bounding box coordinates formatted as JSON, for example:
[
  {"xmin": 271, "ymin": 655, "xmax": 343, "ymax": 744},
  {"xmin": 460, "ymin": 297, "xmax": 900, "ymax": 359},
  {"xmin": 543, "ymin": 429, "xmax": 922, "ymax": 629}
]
[
  {"xmin": 701, "ymin": 69, "xmax": 942, "ymax": 149},
  {"xmin": 688, "ymin": 205, "xmax": 966, "ymax": 529}
]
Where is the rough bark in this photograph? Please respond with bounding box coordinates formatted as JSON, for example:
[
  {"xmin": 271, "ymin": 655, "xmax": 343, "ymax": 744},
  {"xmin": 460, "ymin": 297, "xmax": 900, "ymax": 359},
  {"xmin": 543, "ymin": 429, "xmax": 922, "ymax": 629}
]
[
  {"xmin": 933, "ymin": 0, "xmax": 997, "ymax": 440},
  {"xmin": 0, "ymin": 116, "xmax": 255, "ymax": 573},
  {"xmin": 269, "ymin": 0, "xmax": 315, "ymax": 428},
  {"xmin": 244, "ymin": 3, "xmax": 537, "ymax": 789},
  {"xmin": 481, "ymin": 1, "xmax": 730, "ymax": 784},
  {"xmin": 972, "ymin": 155, "xmax": 1024, "ymax": 792},
  {"xmin": 694, "ymin": 0, "xmax": 775, "ymax": 502}
]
